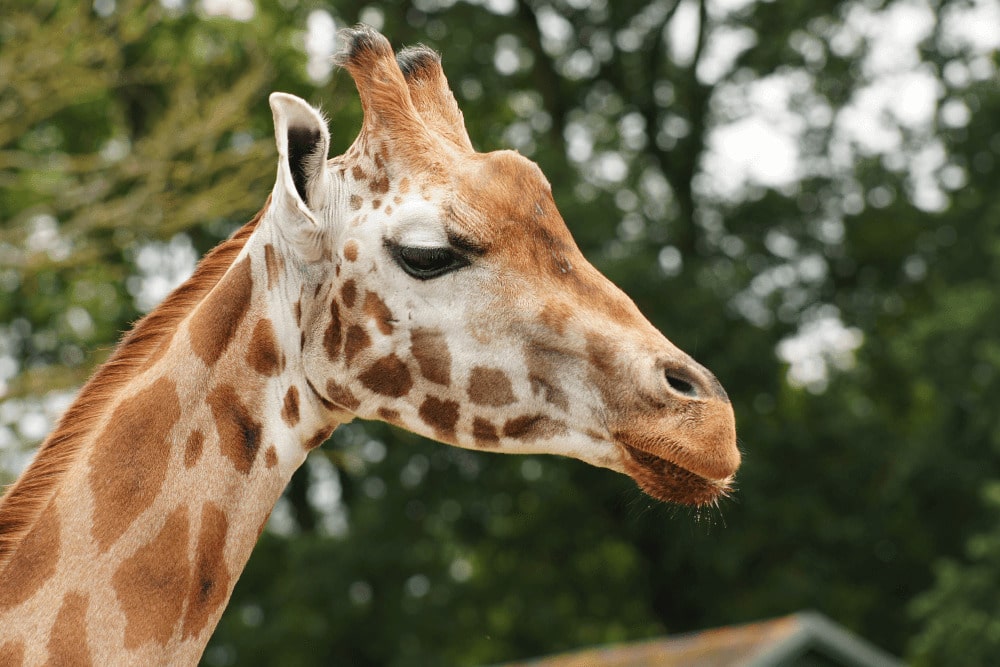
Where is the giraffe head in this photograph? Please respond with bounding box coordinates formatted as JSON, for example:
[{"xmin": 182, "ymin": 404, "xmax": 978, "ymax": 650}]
[{"xmin": 266, "ymin": 27, "xmax": 738, "ymax": 506}]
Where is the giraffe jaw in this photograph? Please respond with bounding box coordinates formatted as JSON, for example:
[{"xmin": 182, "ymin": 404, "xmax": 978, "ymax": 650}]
[{"xmin": 620, "ymin": 443, "xmax": 733, "ymax": 507}]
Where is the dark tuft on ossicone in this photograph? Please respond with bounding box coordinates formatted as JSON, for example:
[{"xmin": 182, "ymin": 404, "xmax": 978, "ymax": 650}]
[
  {"xmin": 396, "ymin": 45, "xmax": 441, "ymax": 79},
  {"xmin": 333, "ymin": 24, "xmax": 393, "ymax": 68}
]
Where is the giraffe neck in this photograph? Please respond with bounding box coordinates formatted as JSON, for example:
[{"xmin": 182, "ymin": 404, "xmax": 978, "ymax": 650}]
[{"xmin": 0, "ymin": 217, "xmax": 343, "ymax": 665}]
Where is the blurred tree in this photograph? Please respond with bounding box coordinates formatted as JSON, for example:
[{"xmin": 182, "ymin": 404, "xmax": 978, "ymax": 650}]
[
  {"xmin": 909, "ymin": 483, "xmax": 1000, "ymax": 666},
  {"xmin": 1, "ymin": 0, "xmax": 998, "ymax": 665}
]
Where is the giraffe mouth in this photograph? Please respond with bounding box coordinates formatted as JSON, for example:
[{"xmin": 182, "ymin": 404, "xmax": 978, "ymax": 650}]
[{"xmin": 621, "ymin": 444, "xmax": 732, "ymax": 507}]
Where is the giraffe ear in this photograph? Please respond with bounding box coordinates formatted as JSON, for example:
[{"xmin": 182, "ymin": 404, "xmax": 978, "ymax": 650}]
[{"xmin": 269, "ymin": 93, "xmax": 331, "ymax": 258}]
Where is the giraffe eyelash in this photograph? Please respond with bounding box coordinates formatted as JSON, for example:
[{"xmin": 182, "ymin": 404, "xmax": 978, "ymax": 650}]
[{"xmin": 384, "ymin": 240, "xmax": 471, "ymax": 280}]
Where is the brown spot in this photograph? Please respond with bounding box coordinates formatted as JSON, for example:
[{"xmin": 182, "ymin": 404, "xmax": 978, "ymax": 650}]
[
  {"xmin": 89, "ymin": 377, "xmax": 180, "ymax": 552},
  {"xmin": 539, "ymin": 301, "xmax": 573, "ymax": 336},
  {"xmin": 208, "ymin": 384, "xmax": 262, "ymax": 475},
  {"xmin": 0, "ymin": 640, "xmax": 24, "ymax": 666},
  {"xmin": 370, "ymin": 174, "xmax": 389, "ymax": 194},
  {"xmin": 48, "ymin": 591, "xmax": 92, "ymax": 666},
  {"xmin": 182, "ymin": 503, "xmax": 231, "ymax": 639},
  {"xmin": 585, "ymin": 332, "xmax": 618, "ymax": 377},
  {"xmin": 113, "ymin": 506, "xmax": 190, "ymax": 649},
  {"xmin": 305, "ymin": 428, "xmax": 333, "ymax": 450},
  {"xmin": 264, "ymin": 244, "xmax": 279, "ymax": 290},
  {"xmin": 344, "ymin": 240, "xmax": 359, "ymax": 262},
  {"xmin": 385, "ymin": 205, "xmax": 393, "ymax": 215},
  {"xmin": 340, "ymin": 280, "xmax": 357, "ymax": 309},
  {"xmin": 344, "ymin": 325, "xmax": 371, "ymax": 365},
  {"xmin": 529, "ymin": 374, "xmax": 568, "ymax": 412},
  {"xmin": 399, "ymin": 177, "xmax": 411, "ymax": 194},
  {"xmin": 184, "ymin": 430, "xmax": 205, "ymax": 468},
  {"xmin": 294, "ymin": 299, "xmax": 302, "ymax": 326},
  {"xmin": 323, "ymin": 298, "xmax": 342, "ymax": 360},
  {"xmin": 281, "ymin": 386, "xmax": 300, "ymax": 426},
  {"xmin": 502, "ymin": 415, "xmax": 566, "ymax": 441},
  {"xmin": 352, "ymin": 165, "xmax": 366, "ymax": 181},
  {"xmin": 377, "ymin": 407, "xmax": 401, "ymax": 423},
  {"xmin": 0, "ymin": 500, "xmax": 60, "ymax": 610},
  {"xmin": 265, "ymin": 445, "xmax": 278, "ymax": 469},
  {"xmin": 359, "ymin": 354, "xmax": 412, "ymax": 397},
  {"xmin": 247, "ymin": 318, "xmax": 282, "ymax": 376},
  {"xmin": 190, "ymin": 256, "xmax": 253, "ymax": 366},
  {"xmin": 473, "ymin": 417, "xmax": 500, "ymax": 447},
  {"xmin": 468, "ymin": 367, "xmax": 517, "ymax": 407},
  {"xmin": 371, "ymin": 199, "xmax": 382, "ymax": 209},
  {"xmin": 393, "ymin": 196, "xmax": 403, "ymax": 206},
  {"xmin": 349, "ymin": 195, "xmax": 362, "ymax": 210},
  {"xmin": 326, "ymin": 379, "xmax": 361, "ymax": 410},
  {"xmin": 364, "ymin": 292, "xmax": 394, "ymax": 335},
  {"xmin": 419, "ymin": 396, "xmax": 459, "ymax": 439},
  {"xmin": 410, "ymin": 328, "xmax": 451, "ymax": 386}
]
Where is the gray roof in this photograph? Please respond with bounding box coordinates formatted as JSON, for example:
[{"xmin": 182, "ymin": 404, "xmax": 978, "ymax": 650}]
[{"xmin": 494, "ymin": 612, "xmax": 904, "ymax": 667}]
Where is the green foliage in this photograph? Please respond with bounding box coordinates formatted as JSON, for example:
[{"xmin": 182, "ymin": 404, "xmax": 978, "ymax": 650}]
[
  {"xmin": 910, "ymin": 483, "xmax": 1000, "ymax": 666},
  {"xmin": 2, "ymin": 0, "xmax": 999, "ymax": 665}
]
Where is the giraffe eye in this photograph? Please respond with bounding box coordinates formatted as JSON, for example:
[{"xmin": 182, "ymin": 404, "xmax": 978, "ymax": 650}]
[{"xmin": 387, "ymin": 243, "xmax": 470, "ymax": 280}]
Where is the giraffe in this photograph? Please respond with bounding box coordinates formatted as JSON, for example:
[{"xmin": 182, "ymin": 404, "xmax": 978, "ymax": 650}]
[{"xmin": 0, "ymin": 26, "xmax": 739, "ymax": 665}]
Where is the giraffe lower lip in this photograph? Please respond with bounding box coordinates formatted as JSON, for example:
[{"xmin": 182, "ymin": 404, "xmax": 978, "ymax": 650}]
[{"xmin": 621, "ymin": 444, "xmax": 730, "ymax": 507}]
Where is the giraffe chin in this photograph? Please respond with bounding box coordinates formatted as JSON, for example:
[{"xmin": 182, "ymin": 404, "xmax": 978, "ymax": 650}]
[{"xmin": 621, "ymin": 444, "xmax": 732, "ymax": 507}]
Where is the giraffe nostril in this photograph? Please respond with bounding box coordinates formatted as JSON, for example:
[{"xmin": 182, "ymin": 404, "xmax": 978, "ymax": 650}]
[{"xmin": 665, "ymin": 372, "xmax": 699, "ymax": 398}]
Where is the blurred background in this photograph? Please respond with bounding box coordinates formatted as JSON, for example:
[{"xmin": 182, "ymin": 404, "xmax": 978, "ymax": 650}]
[{"xmin": 1, "ymin": 0, "xmax": 998, "ymax": 664}]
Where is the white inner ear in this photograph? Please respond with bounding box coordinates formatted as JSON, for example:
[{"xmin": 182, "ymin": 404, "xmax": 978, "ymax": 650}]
[
  {"xmin": 269, "ymin": 93, "xmax": 331, "ymax": 262},
  {"xmin": 269, "ymin": 92, "xmax": 330, "ymax": 222}
]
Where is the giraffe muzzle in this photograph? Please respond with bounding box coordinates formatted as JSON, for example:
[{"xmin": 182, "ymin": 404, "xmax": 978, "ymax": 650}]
[{"xmin": 609, "ymin": 354, "xmax": 739, "ymax": 506}]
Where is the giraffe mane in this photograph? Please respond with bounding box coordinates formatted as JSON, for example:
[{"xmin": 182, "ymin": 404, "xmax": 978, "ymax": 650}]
[{"xmin": 0, "ymin": 202, "xmax": 267, "ymax": 568}]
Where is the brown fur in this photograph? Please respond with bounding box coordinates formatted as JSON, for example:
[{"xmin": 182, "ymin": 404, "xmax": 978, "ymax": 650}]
[
  {"xmin": 363, "ymin": 292, "xmax": 395, "ymax": 335},
  {"xmin": 502, "ymin": 415, "xmax": 566, "ymax": 441},
  {"xmin": 281, "ymin": 386, "xmax": 300, "ymax": 426},
  {"xmin": 208, "ymin": 384, "xmax": 263, "ymax": 476},
  {"xmin": 467, "ymin": 366, "xmax": 516, "ymax": 407},
  {"xmin": 246, "ymin": 318, "xmax": 282, "ymax": 376},
  {"xmin": 0, "ymin": 639, "xmax": 25, "ymax": 665},
  {"xmin": 323, "ymin": 299, "xmax": 343, "ymax": 360},
  {"xmin": 189, "ymin": 256, "xmax": 254, "ymax": 366},
  {"xmin": 418, "ymin": 396, "xmax": 459, "ymax": 439},
  {"xmin": 472, "ymin": 417, "xmax": 500, "ymax": 447},
  {"xmin": 0, "ymin": 206, "xmax": 263, "ymax": 568},
  {"xmin": 182, "ymin": 503, "xmax": 231, "ymax": 638},
  {"xmin": 359, "ymin": 354, "xmax": 412, "ymax": 397},
  {"xmin": 89, "ymin": 376, "xmax": 181, "ymax": 552},
  {"xmin": 325, "ymin": 379, "xmax": 361, "ymax": 411},
  {"xmin": 410, "ymin": 328, "xmax": 451, "ymax": 386},
  {"xmin": 344, "ymin": 324, "xmax": 371, "ymax": 365},
  {"xmin": 0, "ymin": 499, "xmax": 60, "ymax": 610},
  {"xmin": 340, "ymin": 279, "xmax": 357, "ymax": 309},
  {"xmin": 48, "ymin": 591, "xmax": 93, "ymax": 666},
  {"xmin": 113, "ymin": 506, "xmax": 191, "ymax": 649},
  {"xmin": 263, "ymin": 244, "xmax": 279, "ymax": 290},
  {"xmin": 185, "ymin": 430, "xmax": 205, "ymax": 469}
]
